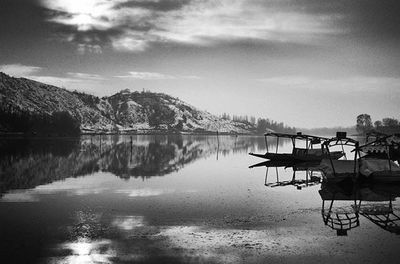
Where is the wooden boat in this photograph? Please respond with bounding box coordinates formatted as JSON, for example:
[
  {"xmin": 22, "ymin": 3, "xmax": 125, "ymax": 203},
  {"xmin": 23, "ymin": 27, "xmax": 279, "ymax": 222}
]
[
  {"xmin": 249, "ymin": 132, "xmax": 344, "ymax": 162},
  {"xmin": 365, "ymin": 131, "xmax": 389, "ymax": 144},
  {"xmin": 319, "ymin": 133, "xmax": 400, "ymax": 183},
  {"xmin": 359, "ymin": 133, "xmax": 400, "ymax": 163}
]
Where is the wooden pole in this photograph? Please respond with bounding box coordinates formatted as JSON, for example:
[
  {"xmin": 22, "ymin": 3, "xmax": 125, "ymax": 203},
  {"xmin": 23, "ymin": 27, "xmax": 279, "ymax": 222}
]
[
  {"xmin": 216, "ymin": 131, "xmax": 219, "ymax": 161},
  {"xmin": 130, "ymin": 136, "xmax": 133, "ymax": 162},
  {"xmin": 265, "ymin": 167, "xmax": 269, "ymax": 186}
]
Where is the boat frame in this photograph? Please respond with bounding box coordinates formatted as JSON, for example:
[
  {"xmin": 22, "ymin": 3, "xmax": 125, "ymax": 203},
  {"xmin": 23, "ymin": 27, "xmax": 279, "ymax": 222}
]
[
  {"xmin": 321, "ymin": 135, "xmax": 361, "ymax": 182},
  {"xmin": 320, "ymin": 181, "xmax": 400, "ymax": 235},
  {"xmin": 249, "ymin": 132, "xmax": 343, "ymax": 162},
  {"xmin": 319, "ymin": 182, "xmax": 360, "ymax": 236},
  {"xmin": 321, "ymin": 133, "xmax": 400, "ymax": 183},
  {"xmin": 358, "ymin": 133, "xmax": 400, "ymax": 163}
]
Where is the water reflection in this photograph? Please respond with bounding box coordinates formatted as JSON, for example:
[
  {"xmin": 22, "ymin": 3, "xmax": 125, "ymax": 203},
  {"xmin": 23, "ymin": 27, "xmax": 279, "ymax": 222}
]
[
  {"xmin": 319, "ymin": 181, "xmax": 361, "ymax": 236},
  {"xmin": 1, "ymin": 136, "xmax": 400, "ymax": 263},
  {"xmin": 249, "ymin": 160, "xmax": 322, "ymax": 189},
  {"xmin": 319, "ymin": 182, "xmax": 400, "ymax": 236},
  {"xmin": 250, "ymin": 153, "xmax": 400, "ymax": 237},
  {"xmin": 49, "ymin": 209, "xmax": 116, "ymax": 264},
  {"xmin": 0, "ymin": 135, "xmax": 264, "ymax": 196}
]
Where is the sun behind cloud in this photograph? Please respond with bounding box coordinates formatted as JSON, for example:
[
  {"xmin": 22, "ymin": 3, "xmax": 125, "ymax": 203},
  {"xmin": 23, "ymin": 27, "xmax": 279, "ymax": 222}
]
[{"xmin": 40, "ymin": 0, "xmax": 344, "ymax": 53}]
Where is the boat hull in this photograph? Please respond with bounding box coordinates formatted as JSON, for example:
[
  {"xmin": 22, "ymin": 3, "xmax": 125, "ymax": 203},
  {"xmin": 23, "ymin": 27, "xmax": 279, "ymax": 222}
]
[
  {"xmin": 249, "ymin": 160, "xmax": 320, "ymax": 169},
  {"xmin": 249, "ymin": 151, "xmax": 344, "ymax": 162}
]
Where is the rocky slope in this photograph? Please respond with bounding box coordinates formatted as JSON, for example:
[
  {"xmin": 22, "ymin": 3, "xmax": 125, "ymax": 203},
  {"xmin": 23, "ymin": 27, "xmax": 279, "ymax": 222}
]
[
  {"xmin": 0, "ymin": 72, "xmax": 115, "ymax": 131},
  {"xmin": 104, "ymin": 89, "xmax": 253, "ymax": 133},
  {"xmin": 0, "ymin": 72, "xmax": 254, "ymax": 134}
]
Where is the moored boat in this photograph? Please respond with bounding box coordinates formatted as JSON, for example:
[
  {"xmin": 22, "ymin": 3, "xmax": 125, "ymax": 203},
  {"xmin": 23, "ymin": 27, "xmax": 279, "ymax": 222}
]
[
  {"xmin": 249, "ymin": 132, "xmax": 344, "ymax": 162},
  {"xmin": 319, "ymin": 133, "xmax": 400, "ymax": 183}
]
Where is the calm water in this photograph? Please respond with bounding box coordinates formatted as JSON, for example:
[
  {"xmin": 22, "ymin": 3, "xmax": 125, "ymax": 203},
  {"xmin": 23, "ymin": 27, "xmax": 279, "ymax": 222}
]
[{"xmin": 1, "ymin": 135, "xmax": 399, "ymax": 264}]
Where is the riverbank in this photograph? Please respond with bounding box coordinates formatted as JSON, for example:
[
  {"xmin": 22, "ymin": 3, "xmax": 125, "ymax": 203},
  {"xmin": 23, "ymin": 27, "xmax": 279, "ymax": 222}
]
[{"xmin": 0, "ymin": 130, "xmax": 257, "ymax": 138}]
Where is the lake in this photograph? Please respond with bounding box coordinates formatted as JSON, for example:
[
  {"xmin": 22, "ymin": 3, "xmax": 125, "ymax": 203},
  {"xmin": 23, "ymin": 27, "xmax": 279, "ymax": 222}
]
[{"xmin": 1, "ymin": 135, "xmax": 399, "ymax": 264}]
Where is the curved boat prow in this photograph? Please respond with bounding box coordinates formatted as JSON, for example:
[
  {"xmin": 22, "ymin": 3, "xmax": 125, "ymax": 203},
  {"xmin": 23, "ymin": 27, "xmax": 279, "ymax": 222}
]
[{"xmin": 249, "ymin": 152, "xmax": 268, "ymax": 159}]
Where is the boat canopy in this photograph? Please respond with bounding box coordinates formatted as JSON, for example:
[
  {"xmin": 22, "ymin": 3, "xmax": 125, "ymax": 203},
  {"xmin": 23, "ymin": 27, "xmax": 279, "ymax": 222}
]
[
  {"xmin": 365, "ymin": 131, "xmax": 389, "ymax": 142},
  {"xmin": 263, "ymin": 132, "xmax": 328, "ymax": 152},
  {"xmin": 358, "ymin": 134, "xmax": 400, "ymax": 154},
  {"xmin": 250, "ymin": 132, "xmax": 344, "ymax": 161},
  {"xmin": 264, "ymin": 132, "xmax": 328, "ymax": 143}
]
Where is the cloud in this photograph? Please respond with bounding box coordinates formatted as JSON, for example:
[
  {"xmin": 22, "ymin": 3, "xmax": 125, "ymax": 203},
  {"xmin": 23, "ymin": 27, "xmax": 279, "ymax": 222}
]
[
  {"xmin": 256, "ymin": 76, "xmax": 312, "ymax": 86},
  {"xmin": 115, "ymin": 188, "xmax": 175, "ymax": 197},
  {"xmin": 41, "ymin": 0, "xmax": 126, "ymax": 31},
  {"xmin": 30, "ymin": 72, "xmax": 107, "ymax": 90},
  {"xmin": 0, "ymin": 63, "xmax": 107, "ymax": 91},
  {"xmin": 151, "ymin": 0, "xmax": 343, "ymax": 45},
  {"xmin": 0, "ymin": 64, "xmax": 78, "ymax": 87},
  {"xmin": 115, "ymin": 71, "xmax": 200, "ymax": 80},
  {"xmin": 112, "ymin": 216, "xmax": 145, "ymax": 230},
  {"xmin": 114, "ymin": 0, "xmax": 189, "ymax": 12},
  {"xmin": 40, "ymin": 0, "xmax": 345, "ymax": 52},
  {"xmin": 77, "ymin": 43, "xmax": 103, "ymax": 54},
  {"xmin": 29, "ymin": 76, "xmax": 82, "ymax": 87},
  {"xmin": 110, "ymin": 33, "xmax": 150, "ymax": 52},
  {"xmin": 67, "ymin": 72, "xmax": 106, "ymax": 80},
  {"xmin": 0, "ymin": 64, "xmax": 42, "ymax": 77},
  {"xmin": 256, "ymin": 75, "xmax": 400, "ymax": 93}
]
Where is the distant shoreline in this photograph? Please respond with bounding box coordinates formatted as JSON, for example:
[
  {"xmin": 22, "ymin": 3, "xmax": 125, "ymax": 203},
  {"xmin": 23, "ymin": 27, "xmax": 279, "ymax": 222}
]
[{"xmin": 0, "ymin": 130, "xmax": 256, "ymax": 138}]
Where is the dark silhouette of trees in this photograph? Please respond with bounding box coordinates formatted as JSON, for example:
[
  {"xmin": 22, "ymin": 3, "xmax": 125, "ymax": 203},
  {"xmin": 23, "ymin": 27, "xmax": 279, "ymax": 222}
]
[
  {"xmin": 377, "ymin": 117, "xmax": 400, "ymax": 134},
  {"xmin": 51, "ymin": 111, "xmax": 80, "ymax": 136},
  {"xmin": 356, "ymin": 114, "xmax": 400, "ymax": 134},
  {"xmin": 218, "ymin": 113, "xmax": 295, "ymax": 134},
  {"xmin": 255, "ymin": 118, "xmax": 295, "ymax": 134},
  {"xmin": 256, "ymin": 119, "xmax": 268, "ymax": 134},
  {"xmin": 374, "ymin": 120, "xmax": 382, "ymax": 128},
  {"xmin": 220, "ymin": 113, "xmax": 231, "ymax": 120},
  {"xmin": 0, "ymin": 109, "xmax": 80, "ymax": 136},
  {"xmin": 356, "ymin": 114, "xmax": 373, "ymax": 134},
  {"xmin": 382, "ymin": 118, "xmax": 399, "ymax": 127}
]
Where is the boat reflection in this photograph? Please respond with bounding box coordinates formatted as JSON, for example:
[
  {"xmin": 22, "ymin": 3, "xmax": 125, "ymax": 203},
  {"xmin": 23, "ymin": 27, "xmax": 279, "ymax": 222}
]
[
  {"xmin": 319, "ymin": 181, "xmax": 400, "ymax": 236},
  {"xmin": 249, "ymin": 160, "xmax": 322, "ymax": 189},
  {"xmin": 319, "ymin": 181, "xmax": 360, "ymax": 236}
]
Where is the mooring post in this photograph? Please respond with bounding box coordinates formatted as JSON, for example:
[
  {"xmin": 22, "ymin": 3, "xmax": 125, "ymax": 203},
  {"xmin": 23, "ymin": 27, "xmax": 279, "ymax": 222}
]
[
  {"xmin": 130, "ymin": 136, "xmax": 133, "ymax": 150},
  {"xmin": 216, "ymin": 131, "xmax": 220, "ymax": 160},
  {"xmin": 130, "ymin": 136, "xmax": 133, "ymax": 162}
]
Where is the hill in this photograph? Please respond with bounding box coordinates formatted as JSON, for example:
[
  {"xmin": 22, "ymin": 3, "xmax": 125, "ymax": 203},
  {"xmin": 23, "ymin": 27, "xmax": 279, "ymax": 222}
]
[{"xmin": 0, "ymin": 72, "xmax": 256, "ymax": 135}]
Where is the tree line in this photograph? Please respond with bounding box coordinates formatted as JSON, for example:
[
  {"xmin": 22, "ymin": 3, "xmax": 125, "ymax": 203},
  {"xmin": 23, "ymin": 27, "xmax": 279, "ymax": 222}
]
[
  {"xmin": 0, "ymin": 108, "xmax": 80, "ymax": 136},
  {"xmin": 356, "ymin": 114, "xmax": 400, "ymax": 134},
  {"xmin": 219, "ymin": 113, "xmax": 296, "ymax": 134}
]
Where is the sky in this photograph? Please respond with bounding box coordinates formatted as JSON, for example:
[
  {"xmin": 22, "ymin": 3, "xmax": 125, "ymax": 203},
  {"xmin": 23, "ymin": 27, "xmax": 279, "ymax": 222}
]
[{"xmin": 0, "ymin": 0, "xmax": 399, "ymax": 128}]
